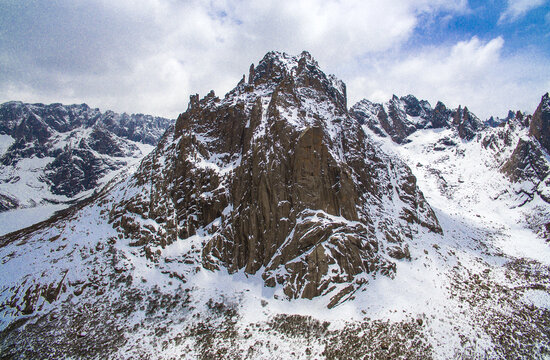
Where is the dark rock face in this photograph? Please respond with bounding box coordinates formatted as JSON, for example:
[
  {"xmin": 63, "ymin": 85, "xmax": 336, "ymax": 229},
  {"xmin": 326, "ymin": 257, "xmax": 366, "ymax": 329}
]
[
  {"xmin": 529, "ymin": 93, "xmax": 550, "ymax": 154},
  {"xmin": 382, "ymin": 96, "xmax": 418, "ymax": 144},
  {"xmin": 0, "ymin": 101, "xmax": 173, "ymax": 205},
  {"xmin": 0, "ymin": 102, "xmax": 172, "ymax": 146},
  {"xmin": 351, "ymin": 95, "xmax": 484, "ymax": 143},
  {"xmin": 501, "ymin": 94, "xmax": 550, "ymax": 211},
  {"xmin": 430, "ymin": 101, "xmax": 452, "ymax": 129},
  {"xmin": 485, "ymin": 110, "xmax": 523, "ymax": 128},
  {"xmin": 262, "ymin": 210, "xmax": 382, "ymax": 302},
  {"xmin": 349, "ymin": 99, "xmax": 387, "ymax": 137},
  {"xmin": 0, "ymin": 194, "xmax": 18, "ymax": 212},
  {"xmin": 451, "ymin": 106, "xmax": 483, "ymax": 141},
  {"xmin": 44, "ymin": 148, "xmax": 109, "ymax": 197},
  {"xmin": 350, "ymin": 95, "xmax": 422, "ymax": 144},
  {"xmin": 87, "ymin": 127, "xmax": 140, "ymax": 157},
  {"xmin": 0, "ymin": 102, "xmax": 96, "ymax": 139},
  {"xmin": 502, "ymin": 139, "xmax": 549, "ymax": 183},
  {"xmin": 110, "ymin": 51, "xmax": 441, "ymax": 304},
  {"xmin": 401, "ymin": 95, "xmax": 431, "ymax": 118},
  {"xmin": 99, "ymin": 111, "xmax": 173, "ymax": 146}
]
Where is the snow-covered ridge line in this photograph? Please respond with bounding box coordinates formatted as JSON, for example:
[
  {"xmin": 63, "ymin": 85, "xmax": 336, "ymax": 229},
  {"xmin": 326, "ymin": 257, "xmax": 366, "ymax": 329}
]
[
  {"xmin": 350, "ymin": 93, "xmax": 529, "ymax": 144},
  {"xmin": 0, "ymin": 101, "xmax": 174, "ymax": 234}
]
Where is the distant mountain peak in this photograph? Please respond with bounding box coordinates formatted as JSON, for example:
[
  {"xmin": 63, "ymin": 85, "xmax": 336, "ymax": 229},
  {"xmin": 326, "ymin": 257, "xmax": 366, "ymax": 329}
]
[
  {"xmin": 0, "ymin": 101, "xmax": 173, "ymax": 212},
  {"xmin": 351, "ymin": 95, "xmax": 486, "ymax": 143}
]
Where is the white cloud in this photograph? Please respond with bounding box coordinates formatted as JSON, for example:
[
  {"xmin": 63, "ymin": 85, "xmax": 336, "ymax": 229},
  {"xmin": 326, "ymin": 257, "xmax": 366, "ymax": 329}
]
[
  {"xmin": 499, "ymin": 0, "xmax": 547, "ymax": 23},
  {"xmin": 0, "ymin": 0, "xmax": 469, "ymax": 117},
  {"xmin": 1, "ymin": 0, "xmax": 549, "ymax": 121},
  {"xmin": 346, "ymin": 36, "xmax": 550, "ymax": 119}
]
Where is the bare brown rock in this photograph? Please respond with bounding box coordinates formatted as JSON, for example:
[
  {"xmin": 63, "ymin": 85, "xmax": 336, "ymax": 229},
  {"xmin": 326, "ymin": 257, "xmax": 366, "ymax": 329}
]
[
  {"xmin": 502, "ymin": 139, "xmax": 549, "ymax": 183},
  {"xmin": 109, "ymin": 51, "xmax": 441, "ymax": 304},
  {"xmin": 529, "ymin": 93, "xmax": 550, "ymax": 154}
]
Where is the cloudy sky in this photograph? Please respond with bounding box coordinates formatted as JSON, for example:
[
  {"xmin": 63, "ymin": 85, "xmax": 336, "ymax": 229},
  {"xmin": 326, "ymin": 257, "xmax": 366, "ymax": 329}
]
[{"xmin": 1, "ymin": 0, "xmax": 549, "ymax": 119}]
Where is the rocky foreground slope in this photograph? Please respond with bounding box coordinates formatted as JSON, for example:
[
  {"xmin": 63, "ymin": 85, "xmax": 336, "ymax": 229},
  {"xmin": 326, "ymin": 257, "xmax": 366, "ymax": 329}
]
[{"xmin": 0, "ymin": 53, "xmax": 549, "ymax": 359}]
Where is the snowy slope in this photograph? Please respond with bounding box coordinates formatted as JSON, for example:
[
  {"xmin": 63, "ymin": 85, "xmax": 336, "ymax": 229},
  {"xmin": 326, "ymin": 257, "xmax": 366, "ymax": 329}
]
[
  {"xmin": 1, "ymin": 133, "xmax": 548, "ymax": 358},
  {"xmin": 360, "ymin": 105, "xmax": 550, "ymax": 357}
]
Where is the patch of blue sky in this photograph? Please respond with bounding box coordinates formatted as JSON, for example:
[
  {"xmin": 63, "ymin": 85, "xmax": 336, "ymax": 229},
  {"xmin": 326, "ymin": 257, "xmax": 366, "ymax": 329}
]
[{"xmin": 407, "ymin": 0, "xmax": 550, "ymax": 56}]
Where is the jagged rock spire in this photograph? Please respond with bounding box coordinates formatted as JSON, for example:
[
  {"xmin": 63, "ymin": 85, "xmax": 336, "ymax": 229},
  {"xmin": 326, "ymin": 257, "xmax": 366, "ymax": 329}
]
[
  {"xmin": 529, "ymin": 92, "xmax": 550, "ymax": 154},
  {"xmin": 111, "ymin": 51, "xmax": 441, "ymax": 306}
]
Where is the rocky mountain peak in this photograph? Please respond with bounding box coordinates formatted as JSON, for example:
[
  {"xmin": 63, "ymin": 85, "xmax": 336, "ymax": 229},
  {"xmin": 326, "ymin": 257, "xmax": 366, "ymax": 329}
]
[
  {"xmin": 245, "ymin": 51, "xmax": 347, "ymax": 110},
  {"xmin": 0, "ymin": 101, "xmax": 173, "ymax": 210},
  {"xmin": 248, "ymin": 51, "xmax": 303, "ymax": 86},
  {"xmin": 451, "ymin": 105, "xmax": 484, "ymax": 140},
  {"xmin": 350, "ymin": 95, "xmax": 436, "ymax": 143},
  {"xmin": 113, "ymin": 51, "xmax": 441, "ymax": 306},
  {"xmin": 541, "ymin": 92, "xmax": 550, "ymax": 108},
  {"xmin": 401, "ymin": 94, "xmax": 432, "ymax": 118},
  {"xmin": 431, "ymin": 101, "xmax": 452, "ymax": 128},
  {"xmin": 529, "ymin": 92, "xmax": 550, "ymax": 154},
  {"xmin": 351, "ymin": 95, "xmax": 486, "ymax": 143},
  {"xmin": 500, "ymin": 92, "xmax": 550, "ymax": 215}
]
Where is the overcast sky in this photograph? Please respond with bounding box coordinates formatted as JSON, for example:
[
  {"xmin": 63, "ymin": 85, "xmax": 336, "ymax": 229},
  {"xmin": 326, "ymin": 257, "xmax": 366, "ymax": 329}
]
[{"xmin": 1, "ymin": 0, "xmax": 549, "ymax": 119}]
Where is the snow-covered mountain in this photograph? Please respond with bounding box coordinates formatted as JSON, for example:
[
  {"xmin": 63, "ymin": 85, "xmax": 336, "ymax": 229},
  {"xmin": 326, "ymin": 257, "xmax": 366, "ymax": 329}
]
[
  {"xmin": 107, "ymin": 50, "xmax": 441, "ymax": 305},
  {"xmin": 350, "ymin": 94, "xmax": 485, "ymax": 143},
  {"xmin": 0, "ymin": 53, "xmax": 549, "ymax": 359},
  {"xmin": 0, "ymin": 102, "xmax": 173, "ymax": 234},
  {"xmin": 350, "ymin": 92, "xmax": 549, "ymax": 240}
]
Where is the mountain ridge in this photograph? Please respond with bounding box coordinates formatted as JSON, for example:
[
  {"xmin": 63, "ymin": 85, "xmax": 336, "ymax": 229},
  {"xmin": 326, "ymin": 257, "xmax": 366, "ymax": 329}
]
[
  {"xmin": 0, "ymin": 101, "xmax": 173, "ymax": 234},
  {"xmin": 350, "ymin": 94, "xmax": 487, "ymax": 143}
]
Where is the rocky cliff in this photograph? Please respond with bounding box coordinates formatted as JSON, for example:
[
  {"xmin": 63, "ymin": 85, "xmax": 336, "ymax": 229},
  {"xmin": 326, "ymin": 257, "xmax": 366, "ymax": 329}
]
[
  {"xmin": 499, "ymin": 94, "xmax": 550, "ymax": 239},
  {"xmin": 350, "ymin": 95, "xmax": 484, "ymax": 143},
  {"xmin": 529, "ymin": 93, "xmax": 550, "ymax": 154},
  {"xmin": 108, "ymin": 51, "xmax": 441, "ymax": 305},
  {"xmin": 501, "ymin": 94, "xmax": 550, "ymax": 197}
]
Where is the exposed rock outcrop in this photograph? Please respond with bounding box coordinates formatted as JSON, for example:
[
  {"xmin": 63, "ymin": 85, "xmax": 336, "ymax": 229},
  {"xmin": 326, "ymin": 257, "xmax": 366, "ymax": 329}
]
[
  {"xmin": 501, "ymin": 93, "xmax": 550, "ymax": 239},
  {"xmin": 529, "ymin": 93, "xmax": 550, "ymax": 154},
  {"xmin": 452, "ymin": 105, "xmax": 484, "ymax": 141},
  {"xmin": 502, "ymin": 94, "xmax": 550, "ymax": 190},
  {"xmin": 110, "ymin": 51, "xmax": 441, "ymax": 304},
  {"xmin": 350, "ymin": 95, "xmax": 484, "ymax": 143},
  {"xmin": 0, "ymin": 102, "xmax": 173, "ymax": 205},
  {"xmin": 502, "ymin": 139, "xmax": 549, "ymax": 184}
]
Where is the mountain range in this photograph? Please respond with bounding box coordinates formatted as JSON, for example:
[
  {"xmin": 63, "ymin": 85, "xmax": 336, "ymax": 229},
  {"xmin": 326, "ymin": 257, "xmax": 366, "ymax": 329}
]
[
  {"xmin": 0, "ymin": 102, "xmax": 173, "ymax": 234},
  {"xmin": 0, "ymin": 51, "xmax": 549, "ymax": 359}
]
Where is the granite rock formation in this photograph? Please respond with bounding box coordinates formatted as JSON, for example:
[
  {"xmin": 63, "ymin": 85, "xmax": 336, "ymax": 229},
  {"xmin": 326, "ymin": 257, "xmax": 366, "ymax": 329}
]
[
  {"xmin": 498, "ymin": 93, "xmax": 550, "ymax": 239},
  {"xmin": 350, "ymin": 95, "xmax": 483, "ymax": 143},
  {"xmin": 109, "ymin": 51, "xmax": 441, "ymax": 304},
  {"xmin": 529, "ymin": 93, "xmax": 550, "ymax": 154}
]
